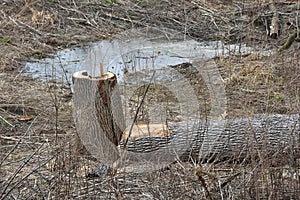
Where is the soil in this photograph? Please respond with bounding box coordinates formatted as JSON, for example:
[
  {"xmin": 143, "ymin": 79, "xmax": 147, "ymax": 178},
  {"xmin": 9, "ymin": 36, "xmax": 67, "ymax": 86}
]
[{"xmin": 0, "ymin": 1, "xmax": 299, "ymax": 199}]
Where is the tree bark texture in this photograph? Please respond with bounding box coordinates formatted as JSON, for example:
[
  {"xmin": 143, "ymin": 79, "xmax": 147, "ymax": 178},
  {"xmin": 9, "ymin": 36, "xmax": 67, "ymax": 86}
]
[
  {"xmin": 72, "ymin": 71, "xmax": 125, "ymax": 165},
  {"xmin": 120, "ymin": 114, "xmax": 299, "ymax": 163}
]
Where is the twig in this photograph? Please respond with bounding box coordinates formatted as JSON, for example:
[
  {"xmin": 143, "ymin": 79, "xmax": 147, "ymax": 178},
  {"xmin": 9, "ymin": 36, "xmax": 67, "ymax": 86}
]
[
  {"xmin": 0, "ymin": 115, "xmax": 14, "ymax": 127},
  {"xmin": 0, "ymin": 104, "xmax": 38, "ymax": 112},
  {"xmin": 0, "ymin": 145, "xmax": 55, "ymax": 200},
  {"xmin": 102, "ymin": 12, "xmax": 142, "ymax": 26},
  {"xmin": 297, "ymin": 0, "xmax": 299, "ymax": 39},
  {"xmin": 0, "ymin": 115, "xmax": 39, "ymax": 167},
  {"xmin": 58, "ymin": 57, "xmax": 72, "ymax": 89},
  {"xmin": 190, "ymin": 1, "xmax": 217, "ymax": 14},
  {"xmin": 0, "ymin": 143, "xmax": 44, "ymax": 199},
  {"xmin": 114, "ymin": 71, "xmax": 156, "ymax": 169},
  {"xmin": 57, "ymin": 4, "xmax": 95, "ymax": 27},
  {"xmin": 123, "ymin": 71, "xmax": 156, "ymax": 148},
  {"xmin": 8, "ymin": 16, "xmax": 61, "ymax": 37},
  {"xmin": 8, "ymin": 16, "xmax": 42, "ymax": 36},
  {"xmin": 0, "ymin": 136, "xmax": 19, "ymax": 141}
]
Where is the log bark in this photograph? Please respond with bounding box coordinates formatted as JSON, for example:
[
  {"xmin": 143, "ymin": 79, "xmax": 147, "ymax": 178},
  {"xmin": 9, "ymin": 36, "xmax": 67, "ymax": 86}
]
[
  {"xmin": 279, "ymin": 30, "xmax": 300, "ymax": 51},
  {"xmin": 120, "ymin": 114, "xmax": 299, "ymax": 163}
]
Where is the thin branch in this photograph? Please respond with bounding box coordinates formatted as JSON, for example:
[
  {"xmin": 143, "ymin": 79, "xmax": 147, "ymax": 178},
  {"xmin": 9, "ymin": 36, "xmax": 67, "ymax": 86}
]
[
  {"xmin": 0, "ymin": 143, "xmax": 44, "ymax": 199},
  {"xmin": 0, "ymin": 115, "xmax": 39, "ymax": 167},
  {"xmin": 1, "ymin": 153, "xmax": 56, "ymax": 200},
  {"xmin": 0, "ymin": 115, "xmax": 14, "ymax": 127},
  {"xmin": 123, "ymin": 71, "xmax": 156, "ymax": 148}
]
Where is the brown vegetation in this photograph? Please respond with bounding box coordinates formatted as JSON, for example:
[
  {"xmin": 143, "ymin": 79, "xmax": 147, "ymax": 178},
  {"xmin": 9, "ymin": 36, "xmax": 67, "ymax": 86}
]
[{"xmin": 0, "ymin": 0, "xmax": 299, "ymax": 199}]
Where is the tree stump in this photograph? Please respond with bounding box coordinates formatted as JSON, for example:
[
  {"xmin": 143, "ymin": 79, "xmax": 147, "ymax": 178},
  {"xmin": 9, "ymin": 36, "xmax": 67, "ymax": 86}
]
[{"xmin": 72, "ymin": 70, "xmax": 125, "ymax": 165}]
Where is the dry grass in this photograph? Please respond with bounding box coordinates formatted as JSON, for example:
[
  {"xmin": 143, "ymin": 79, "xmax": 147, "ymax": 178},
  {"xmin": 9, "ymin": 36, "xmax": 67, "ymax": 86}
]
[{"xmin": 1, "ymin": 0, "xmax": 300, "ymax": 199}]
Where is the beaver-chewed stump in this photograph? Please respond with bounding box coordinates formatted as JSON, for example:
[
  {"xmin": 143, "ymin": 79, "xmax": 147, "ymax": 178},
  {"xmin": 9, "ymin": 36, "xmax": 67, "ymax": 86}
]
[{"xmin": 72, "ymin": 70, "xmax": 300, "ymax": 166}]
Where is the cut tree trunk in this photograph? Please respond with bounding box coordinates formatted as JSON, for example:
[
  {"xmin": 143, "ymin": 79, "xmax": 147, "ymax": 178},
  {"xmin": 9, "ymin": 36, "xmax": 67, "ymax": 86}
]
[
  {"xmin": 72, "ymin": 70, "xmax": 125, "ymax": 164},
  {"xmin": 120, "ymin": 114, "xmax": 299, "ymax": 163},
  {"xmin": 72, "ymin": 71, "xmax": 300, "ymax": 166}
]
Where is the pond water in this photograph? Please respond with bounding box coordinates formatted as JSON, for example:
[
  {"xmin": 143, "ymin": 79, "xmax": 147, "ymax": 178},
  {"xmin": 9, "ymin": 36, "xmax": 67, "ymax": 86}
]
[{"xmin": 21, "ymin": 37, "xmax": 254, "ymax": 90}]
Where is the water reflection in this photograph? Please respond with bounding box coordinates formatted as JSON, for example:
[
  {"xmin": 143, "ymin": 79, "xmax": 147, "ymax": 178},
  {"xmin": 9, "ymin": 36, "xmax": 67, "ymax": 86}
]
[{"xmin": 22, "ymin": 37, "xmax": 253, "ymax": 89}]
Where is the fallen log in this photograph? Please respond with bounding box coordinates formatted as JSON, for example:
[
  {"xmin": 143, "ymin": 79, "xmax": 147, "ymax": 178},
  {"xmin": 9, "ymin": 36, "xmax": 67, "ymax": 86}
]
[
  {"xmin": 120, "ymin": 114, "xmax": 299, "ymax": 164},
  {"xmin": 72, "ymin": 70, "xmax": 299, "ymax": 168}
]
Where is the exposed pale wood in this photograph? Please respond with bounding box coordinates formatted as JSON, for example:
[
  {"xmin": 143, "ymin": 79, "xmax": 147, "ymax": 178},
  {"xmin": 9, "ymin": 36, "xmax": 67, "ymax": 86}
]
[
  {"xmin": 100, "ymin": 63, "xmax": 104, "ymax": 77},
  {"xmin": 122, "ymin": 123, "xmax": 171, "ymax": 140}
]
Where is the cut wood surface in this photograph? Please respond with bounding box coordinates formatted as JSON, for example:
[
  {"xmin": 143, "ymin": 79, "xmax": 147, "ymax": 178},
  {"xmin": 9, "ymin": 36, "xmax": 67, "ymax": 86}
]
[{"xmin": 122, "ymin": 123, "xmax": 171, "ymax": 140}]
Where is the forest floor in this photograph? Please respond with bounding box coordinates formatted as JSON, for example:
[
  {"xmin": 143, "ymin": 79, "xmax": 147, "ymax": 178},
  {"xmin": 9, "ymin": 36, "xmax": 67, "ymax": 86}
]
[{"xmin": 0, "ymin": 1, "xmax": 299, "ymax": 199}]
